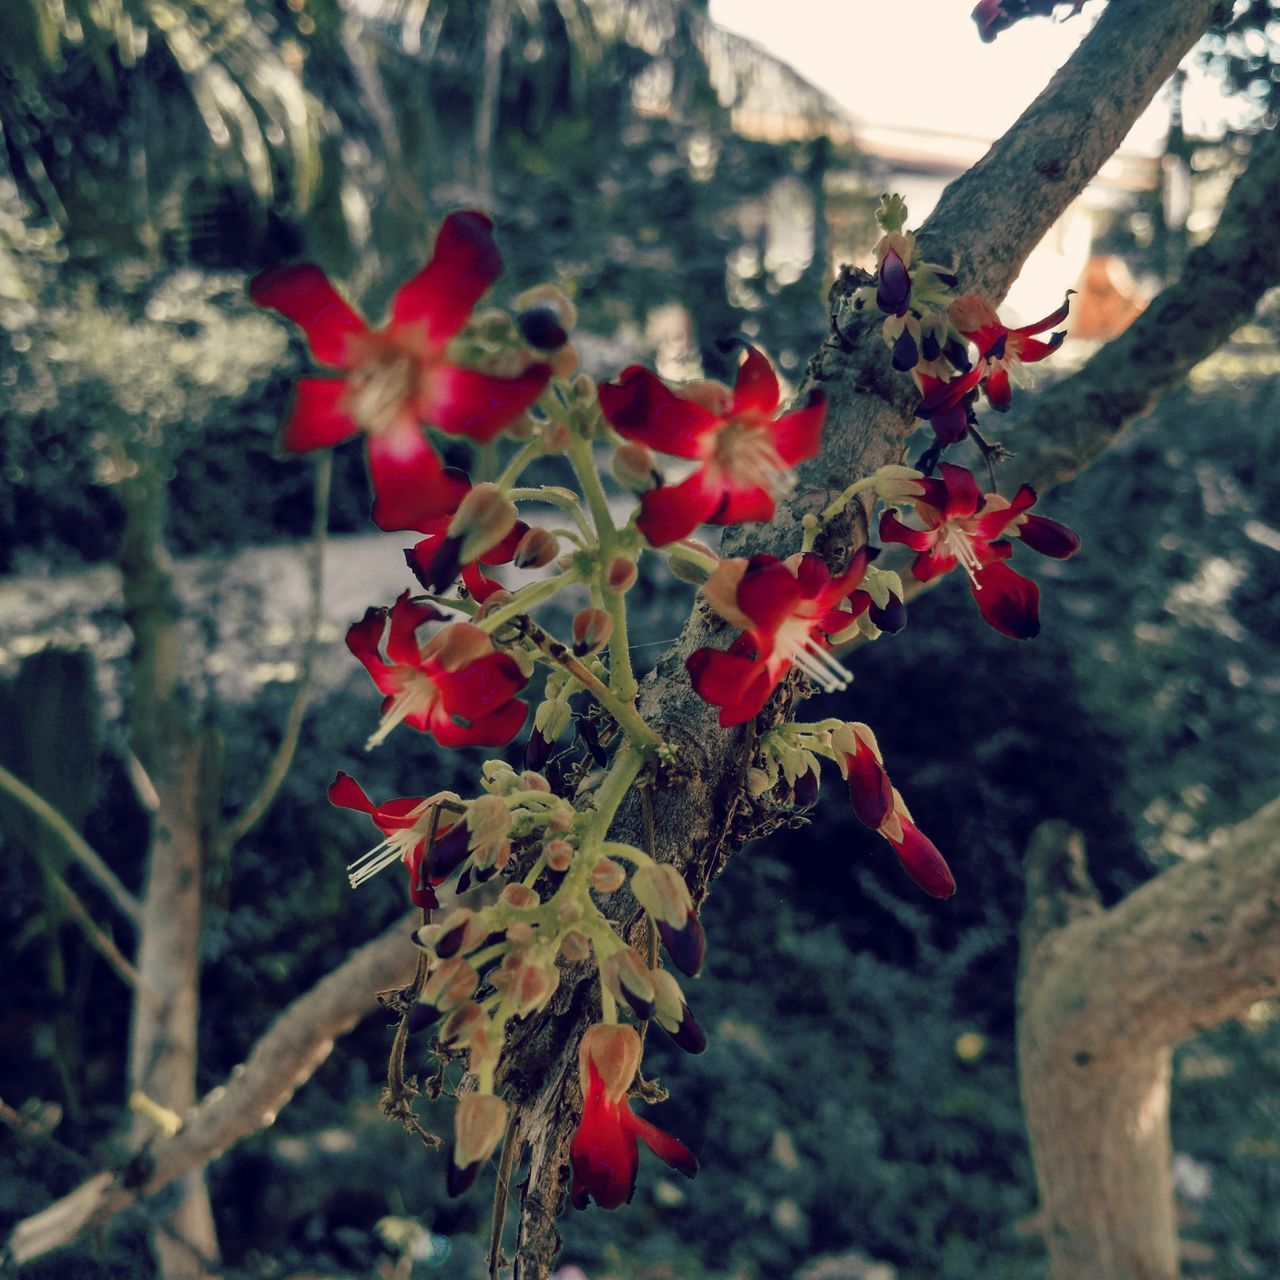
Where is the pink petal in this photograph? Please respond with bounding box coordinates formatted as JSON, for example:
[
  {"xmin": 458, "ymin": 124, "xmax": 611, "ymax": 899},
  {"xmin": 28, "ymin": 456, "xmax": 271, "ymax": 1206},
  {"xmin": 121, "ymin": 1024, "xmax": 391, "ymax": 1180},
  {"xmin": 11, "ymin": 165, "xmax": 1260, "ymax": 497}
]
[
  {"xmin": 970, "ymin": 561, "xmax": 1040, "ymax": 638},
  {"xmin": 885, "ymin": 818, "xmax": 956, "ymax": 899},
  {"xmin": 366, "ymin": 423, "xmax": 457, "ymax": 531},
  {"xmin": 250, "ymin": 264, "xmax": 368, "ymax": 368},
  {"xmin": 637, "ymin": 469, "xmax": 722, "ymax": 546},
  {"xmin": 598, "ymin": 367, "xmax": 720, "ymax": 460},
  {"xmin": 419, "ymin": 363, "xmax": 551, "ymax": 443},
  {"xmin": 730, "ymin": 345, "xmax": 780, "ymax": 416},
  {"xmin": 770, "ymin": 392, "xmax": 826, "ymax": 466},
  {"xmin": 279, "ymin": 378, "xmax": 359, "ymax": 454},
  {"xmin": 390, "ymin": 211, "xmax": 503, "ymax": 347}
]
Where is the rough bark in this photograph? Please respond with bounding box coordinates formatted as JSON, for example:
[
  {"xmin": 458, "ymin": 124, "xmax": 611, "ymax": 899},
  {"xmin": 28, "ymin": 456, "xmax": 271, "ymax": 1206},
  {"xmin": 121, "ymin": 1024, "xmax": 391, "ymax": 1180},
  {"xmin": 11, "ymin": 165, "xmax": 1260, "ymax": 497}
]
[
  {"xmin": 1018, "ymin": 799, "xmax": 1280, "ymax": 1279},
  {"xmin": 504, "ymin": 2, "xmax": 1229, "ymax": 1272},
  {"xmin": 5, "ymin": 913, "xmax": 418, "ymax": 1267}
]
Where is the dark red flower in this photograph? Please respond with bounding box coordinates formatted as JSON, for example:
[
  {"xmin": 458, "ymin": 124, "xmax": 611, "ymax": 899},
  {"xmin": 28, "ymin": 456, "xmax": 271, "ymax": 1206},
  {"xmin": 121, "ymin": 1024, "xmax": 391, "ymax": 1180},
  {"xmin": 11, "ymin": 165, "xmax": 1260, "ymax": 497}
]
[
  {"xmin": 329, "ymin": 771, "xmax": 463, "ymax": 908},
  {"xmin": 570, "ymin": 1025, "xmax": 697, "ymax": 1211},
  {"xmin": 915, "ymin": 364, "xmax": 984, "ymax": 445},
  {"xmin": 405, "ymin": 498, "xmax": 529, "ymax": 603},
  {"xmin": 949, "ymin": 292, "xmax": 1070, "ymax": 412},
  {"xmin": 878, "ymin": 463, "xmax": 1079, "ymax": 639},
  {"xmin": 881, "ymin": 789, "xmax": 956, "ymax": 899},
  {"xmin": 347, "ymin": 591, "xmax": 528, "ymax": 748},
  {"xmin": 251, "ymin": 211, "xmax": 550, "ymax": 530},
  {"xmin": 686, "ymin": 549, "xmax": 874, "ymax": 727},
  {"xmin": 598, "ymin": 346, "xmax": 825, "ymax": 546}
]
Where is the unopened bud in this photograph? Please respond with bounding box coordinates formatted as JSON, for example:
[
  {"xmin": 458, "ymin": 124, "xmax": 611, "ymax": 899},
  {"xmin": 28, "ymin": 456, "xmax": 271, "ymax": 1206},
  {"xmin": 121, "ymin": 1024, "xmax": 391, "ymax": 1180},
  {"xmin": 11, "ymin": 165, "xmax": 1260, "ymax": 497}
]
[
  {"xmin": 514, "ymin": 284, "xmax": 577, "ymax": 347},
  {"xmin": 556, "ymin": 897, "xmax": 584, "ymax": 925},
  {"xmin": 467, "ymin": 795, "xmax": 512, "ymax": 856},
  {"xmin": 449, "ymin": 1093, "xmax": 509, "ymax": 1197},
  {"xmin": 560, "ymin": 929, "xmax": 590, "ymax": 961},
  {"xmin": 439, "ymin": 1003, "xmax": 487, "ymax": 1048},
  {"xmin": 590, "ymin": 857, "xmax": 627, "ymax": 894},
  {"xmin": 948, "ymin": 292, "xmax": 999, "ymax": 335},
  {"xmin": 409, "ymin": 957, "xmax": 479, "ymax": 1032},
  {"xmin": 746, "ymin": 767, "xmax": 773, "ymax": 798},
  {"xmin": 448, "ymin": 483, "xmax": 519, "ymax": 563},
  {"xmin": 651, "ymin": 968, "xmax": 708, "ymax": 1054},
  {"xmin": 514, "ymin": 526, "xmax": 558, "ymax": 569},
  {"xmin": 606, "ymin": 557, "xmax": 637, "ymax": 594},
  {"xmin": 434, "ymin": 908, "xmax": 488, "ymax": 959},
  {"xmin": 579, "ymin": 1023, "xmax": 642, "ymax": 1101},
  {"xmin": 481, "ymin": 760, "xmax": 520, "ymax": 795},
  {"xmin": 500, "ymin": 883, "xmax": 540, "ymax": 911},
  {"xmin": 547, "ymin": 807, "xmax": 574, "ymax": 834},
  {"xmin": 632, "ymin": 864, "xmax": 704, "ymax": 977},
  {"xmin": 668, "ymin": 538, "xmax": 718, "ymax": 585},
  {"xmin": 602, "ymin": 949, "xmax": 657, "ymax": 1020},
  {"xmin": 520, "ymin": 770, "xmax": 551, "ymax": 793},
  {"xmin": 573, "ymin": 607, "xmax": 613, "ymax": 657},
  {"xmin": 545, "ymin": 840, "xmax": 573, "ymax": 872},
  {"xmin": 612, "ymin": 442, "xmax": 658, "ymax": 493},
  {"xmin": 506, "ymin": 921, "xmax": 535, "ymax": 947}
]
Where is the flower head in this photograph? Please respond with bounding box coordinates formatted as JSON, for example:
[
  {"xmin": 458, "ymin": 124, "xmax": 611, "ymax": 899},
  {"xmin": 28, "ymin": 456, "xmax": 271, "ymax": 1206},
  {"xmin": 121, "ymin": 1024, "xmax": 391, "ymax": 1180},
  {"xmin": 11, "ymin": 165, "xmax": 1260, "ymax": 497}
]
[
  {"xmin": 251, "ymin": 211, "xmax": 550, "ymax": 530},
  {"xmin": 347, "ymin": 591, "xmax": 528, "ymax": 748},
  {"xmin": 948, "ymin": 291, "xmax": 1070, "ymax": 412},
  {"xmin": 405, "ymin": 481, "xmax": 528, "ymax": 602},
  {"xmin": 570, "ymin": 1024, "xmax": 698, "ymax": 1210},
  {"xmin": 686, "ymin": 548, "xmax": 875, "ymax": 726},
  {"xmin": 878, "ymin": 463, "xmax": 1079, "ymax": 638},
  {"xmin": 598, "ymin": 346, "xmax": 825, "ymax": 546}
]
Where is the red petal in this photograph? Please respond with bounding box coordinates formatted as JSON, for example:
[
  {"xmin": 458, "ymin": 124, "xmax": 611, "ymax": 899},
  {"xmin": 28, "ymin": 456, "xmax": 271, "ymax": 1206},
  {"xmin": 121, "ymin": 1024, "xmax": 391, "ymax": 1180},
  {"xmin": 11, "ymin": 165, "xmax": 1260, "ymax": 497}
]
[
  {"xmin": 795, "ymin": 552, "xmax": 832, "ymax": 600},
  {"xmin": 735, "ymin": 559, "xmax": 805, "ymax": 636},
  {"xmin": 432, "ymin": 697, "xmax": 528, "ymax": 749},
  {"xmin": 770, "ymin": 393, "xmax": 825, "ymax": 466},
  {"xmin": 912, "ymin": 548, "xmax": 958, "ymax": 583},
  {"xmin": 390, "ymin": 211, "xmax": 503, "ymax": 347},
  {"xmin": 435, "ymin": 652, "xmax": 529, "ymax": 722},
  {"xmin": 983, "ymin": 365, "xmax": 1013, "ymax": 411},
  {"xmin": 1015, "ymin": 292, "xmax": 1072, "ymax": 336},
  {"xmin": 280, "ymin": 378, "xmax": 358, "ymax": 453},
  {"xmin": 385, "ymin": 592, "xmax": 443, "ymax": 666},
  {"xmin": 637, "ymin": 469, "xmax": 722, "ymax": 546},
  {"xmin": 571, "ymin": 1075, "xmax": 639, "ymax": 1211},
  {"xmin": 250, "ymin": 264, "xmax": 368, "ymax": 368},
  {"xmin": 1016, "ymin": 333, "xmax": 1065, "ymax": 364},
  {"xmin": 460, "ymin": 562, "xmax": 505, "ymax": 602},
  {"xmin": 879, "ymin": 510, "xmax": 936, "ymax": 554},
  {"xmin": 710, "ymin": 482, "xmax": 776, "ymax": 528},
  {"xmin": 846, "ymin": 749, "xmax": 894, "ymax": 830},
  {"xmin": 328, "ymin": 771, "xmax": 377, "ymax": 815},
  {"xmin": 938, "ymin": 464, "xmax": 981, "ymax": 517},
  {"xmin": 686, "ymin": 648, "xmax": 776, "ymax": 727},
  {"xmin": 481, "ymin": 519, "xmax": 529, "ymax": 566},
  {"xmin": 970, "ymin": 561, "xmax": 1040, "ymax": 638},
  {"xmin": 884, "ymin": 817, "xmax": 956, "ymax": 899},
  {"xmin": 730, "ymin": 345, "xmax": 780, "ymax": 417},
  {"xmin": 628, "ymin": 1111, "xmax": 699, "ymax": 1179},
  {"xmin": 419, "ymin": 363, "xmax": 551, "ymax": 443},
  {"xmin": 366, "ymin": 423, "xmax": 456, "ymax": 531},
  {"xmin": 598, "ymin": 367, "xmax": 719, "ymax": 460}
]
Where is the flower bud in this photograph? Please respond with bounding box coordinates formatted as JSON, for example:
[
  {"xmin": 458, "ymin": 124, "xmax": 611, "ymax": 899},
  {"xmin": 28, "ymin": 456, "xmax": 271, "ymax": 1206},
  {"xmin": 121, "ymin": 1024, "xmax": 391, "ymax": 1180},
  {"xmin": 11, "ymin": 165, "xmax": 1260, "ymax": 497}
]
[
  {"xmin": 651, "ymin": 968, "xmax": 708, "ymax": 1054},
  {"xmin": 545, "ymin": 840, "xmax": 573, "ymax": 872},
  {"xmin": 573, "ymin": 607, "xmax": 613, "ymax": 657},
  {"xmin": 481, "ymin": 760, "xmax": 520, "ymax": 795},
  {"xmin": 631, "ymin": 863, "xmax": 704, "ymax": 977},
  {"xmin": 514, "ymin": 526, "xmax": 559, "ymax": 569},
  {"xmin": 832, "ymin": 722, "xmax": 893, "ymax": 830},
  {"xmin": 449, "ymin": 1093, "xmax": 509, "ymax": 1197},
  {"xmin": 506, "ymin": 921, "xmax": 535, "ymax": 947},
  {"xmin": 514, "ymin": 283, "xmax": 577, "ymax": 347},
  {"xmin": 590, "ymin": 857, "xmax": 626, "ymax": 895},
  {"xmin": 423, "ymin": 820, "xmax": 471, "ymax": 886},
  {"xmin": 578, "ymin": 1023, "xmax": 642, "ymax": 1102},
  {"xmin": 520, "ymin": 770, "xmax": 551, "ymax": 793},
  {"xmin": 746, "ymin": 767, "xmax": 773, "ymax": 798},
  {"xmin": 524, "ymin": 727, "xmax": 551, "ymax": 772},
  {"xmin": 547, "ymin": 807, "xmax": 574, "ymax": 834},
  {"xmin": 500, "ymin": 883, "xmax": 540, "ymax": 911},
  {"xmin": 491, "ymin": 951, "xmax": 559, "ymax": 1016},
  {"xmin": 612, "ymin": 442, "xmax": 658, "ymax": 493},
  {"xmin": 879, "ymin": 789, "xmax": 955, "ymax": 900},
  {"xmin": 602, "ymin": 949, "xmax": 657, "ymax": 1020},
  {"xmin": 667, "ymin": 538, "xmax": 718, "ymax": 585},
  {"xmin": 556, "ymin": 897, "xmax": 583, "ymax": 925},
  {"xmin": 560, "ymin": 929, "xmax": 590, "ymax": 961},
  {"xmin": 408, "ymin": 957, "xmax": 478, "ymax": 1033},
  {"xmin": 438, "ymin": 1003, "xmax": 487, "ymax": 1049},
  {"xmin": 467, "ymin": 795, "xmax": 512, "ymax": 860},
  {"xmin": 606, "ymin": 557, "xmax": 637, "ymax": 594},
  {"xmin": 434, "ymin": 908, "xmax": 489, "ymax": 959},
  {"xmin": 448, "ymin": 483, "xmax": 519, "ymax": 564}
]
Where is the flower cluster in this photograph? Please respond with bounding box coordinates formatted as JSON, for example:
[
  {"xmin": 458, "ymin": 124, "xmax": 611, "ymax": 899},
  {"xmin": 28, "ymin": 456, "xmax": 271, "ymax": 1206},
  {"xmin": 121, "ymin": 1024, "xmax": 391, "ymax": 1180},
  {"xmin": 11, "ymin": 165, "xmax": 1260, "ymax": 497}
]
[{"xmin": 248, "ymin": 191, "xmax": 1080, "ymax": 1218}]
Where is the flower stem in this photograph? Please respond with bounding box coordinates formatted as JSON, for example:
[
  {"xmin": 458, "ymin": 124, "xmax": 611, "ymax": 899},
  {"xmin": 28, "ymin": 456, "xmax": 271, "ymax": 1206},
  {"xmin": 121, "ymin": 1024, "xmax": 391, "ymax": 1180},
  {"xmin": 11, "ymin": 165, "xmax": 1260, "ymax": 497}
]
[
  {"xmin": 476, "ymin": 568, "xmax": 582, "ymax": 634},
  {"xmin": 496, "ymin": 438, "xmax": 545, "ymax": 491}
]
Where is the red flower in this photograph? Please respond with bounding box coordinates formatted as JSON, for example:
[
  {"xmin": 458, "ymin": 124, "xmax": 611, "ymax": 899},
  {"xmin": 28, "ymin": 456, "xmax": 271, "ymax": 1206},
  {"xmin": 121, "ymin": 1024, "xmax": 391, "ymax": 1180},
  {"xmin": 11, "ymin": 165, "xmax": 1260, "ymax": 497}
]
[
  {"xmin": 597, "ymin": 346, "xmax": 825, "ymax": 546},
  {"xmin": 949, "ymin": 292, "xmax": 1070, "ymax": 412},
  {"xmin": 570, "ymin": 1025, "xmax": 697, "ymax": 1210},
  {"xmin": 878, "ymin": 463, "xmax": 1079, "ymax": 639},
  {"xmin": 405, "ymin": 506, "xmax": 529, "ymax": 603},
  {"xmin": 915, "ymin": 364, "xmax": 984, "ymax": 445},
  {"xmin": 882, "ymin": 789, "xmax": 956, "ymax": 899},
  {"xmin": 347, "ymin": 591, "xmax": 528, "ymax": 748},
  {"xmin": 251, "ymin": 211, "xmax": 550, "ymax": 530},
  {"xmin": 686, "ymin": 549, "xmax": 874, "ymax": 727},
  {"xmin": 329, "ymin": 771, "xmax": 465, "ymax": 908}
]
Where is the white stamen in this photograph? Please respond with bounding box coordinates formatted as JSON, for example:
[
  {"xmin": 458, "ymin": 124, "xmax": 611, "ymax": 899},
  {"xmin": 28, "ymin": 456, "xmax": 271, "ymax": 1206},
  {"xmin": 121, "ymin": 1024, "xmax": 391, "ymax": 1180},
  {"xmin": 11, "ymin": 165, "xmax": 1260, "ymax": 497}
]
[
  {"xmin": 347, "ymin": 800, "xmax": 436, "ymax": 888},
  {"xmin": 778, "ymin": 631, "xmax": 853, "ymax": 693},
  {"xmin": 364, "ymin": 676, "xmax": 436, "ymax": 750}
]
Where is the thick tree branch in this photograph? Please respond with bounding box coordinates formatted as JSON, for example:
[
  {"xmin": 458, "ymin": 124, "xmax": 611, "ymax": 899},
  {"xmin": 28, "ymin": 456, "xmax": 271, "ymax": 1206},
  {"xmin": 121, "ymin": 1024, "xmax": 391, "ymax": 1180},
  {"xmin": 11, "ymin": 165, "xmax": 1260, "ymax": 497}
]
[
  {"xmin": 1019, "ymin": 797, "xmax": 1280, "ymax": 1279},
  {"xmin": 5, "ymin": 913, "xmax": 418, "ymax": 1266}
]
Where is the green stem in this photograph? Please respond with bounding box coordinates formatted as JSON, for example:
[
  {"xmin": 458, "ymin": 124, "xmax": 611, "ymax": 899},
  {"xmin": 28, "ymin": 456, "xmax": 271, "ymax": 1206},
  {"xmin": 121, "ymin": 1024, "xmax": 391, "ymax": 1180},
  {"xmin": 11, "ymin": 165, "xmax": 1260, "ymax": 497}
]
[
  {"xmin": 584, "ymin": 745, "xmax": 646, "ymax": 847},
  {"xmin": 476, "ymin": 569, "xmax": 583, "ymax": 634},
  {"xmin": 496, "ymin": 438, "xmax": 545, "ymax": 491}
]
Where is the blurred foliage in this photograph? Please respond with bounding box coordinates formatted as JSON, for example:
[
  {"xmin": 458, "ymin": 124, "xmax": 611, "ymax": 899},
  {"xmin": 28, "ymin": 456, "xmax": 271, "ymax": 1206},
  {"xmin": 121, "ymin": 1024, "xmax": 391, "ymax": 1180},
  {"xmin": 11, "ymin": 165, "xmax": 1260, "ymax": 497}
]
[{"xmin": 2, "ymin": 1, "xmax": 1280, "ymax": 1278}]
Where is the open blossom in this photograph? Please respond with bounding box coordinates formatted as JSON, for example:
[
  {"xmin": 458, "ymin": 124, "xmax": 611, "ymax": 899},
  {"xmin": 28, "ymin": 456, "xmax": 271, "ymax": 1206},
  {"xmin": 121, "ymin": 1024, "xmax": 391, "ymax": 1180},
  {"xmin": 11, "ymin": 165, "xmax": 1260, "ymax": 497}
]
[
  {"xmin": 570, "ymin": 1025, "xmax": 698, "ymax": 1210},
  {"xmin": 329, "ymin": 771, "xmax": 464, "ymax": 908},
  {"xmin": 686, "ymin": 549, "xmax": 875, "ymax": 727},
  {"xmin": 347, "ymin": 591, "xmax": 528, "ymax": 748},
  {"xmin": 948, "ymin": 291, "xmax": 1070, "ymax": 412},
  {"xmin": 597, "ymin": 345, "xmax": 825, "ymax": 546},
  {"xmin": 251, "ymin": 211, "xmax": 550, "ymax": 530},
  {"xmin": 878, "ymin": 463, "xmax": 1080, "ymax": 639}
]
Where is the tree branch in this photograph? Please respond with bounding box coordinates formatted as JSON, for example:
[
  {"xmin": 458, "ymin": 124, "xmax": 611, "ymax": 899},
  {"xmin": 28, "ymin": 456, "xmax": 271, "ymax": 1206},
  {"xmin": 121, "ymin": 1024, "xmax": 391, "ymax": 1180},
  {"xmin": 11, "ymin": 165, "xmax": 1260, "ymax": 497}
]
[
  {"xmin": 1018, "ymin": 797, "xmax": 1280, "ymax": 1279},
  {"xmin": 5, "ymin": 912, "xmax": 418, "ymax": 1266}
]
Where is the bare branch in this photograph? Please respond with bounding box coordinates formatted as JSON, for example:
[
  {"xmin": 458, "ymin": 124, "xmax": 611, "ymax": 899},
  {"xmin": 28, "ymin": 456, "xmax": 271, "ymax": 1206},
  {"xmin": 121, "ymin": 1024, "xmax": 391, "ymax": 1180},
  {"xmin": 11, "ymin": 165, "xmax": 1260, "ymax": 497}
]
[
  {"xmin": 0, "ymin": 762, "xmax": 142, "ymax": 929},
  {"xmin": 5, "ymin": 911, "xmax": 418, "ymax": 1266}
]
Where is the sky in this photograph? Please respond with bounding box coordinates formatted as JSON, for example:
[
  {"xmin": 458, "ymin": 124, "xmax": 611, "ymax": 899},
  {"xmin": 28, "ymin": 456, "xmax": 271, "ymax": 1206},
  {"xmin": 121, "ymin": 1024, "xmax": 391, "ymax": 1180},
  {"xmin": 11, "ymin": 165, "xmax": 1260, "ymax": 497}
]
[{"xmin": 707, "ymin": 0, "xmax": 1250, "ymax": 152}]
